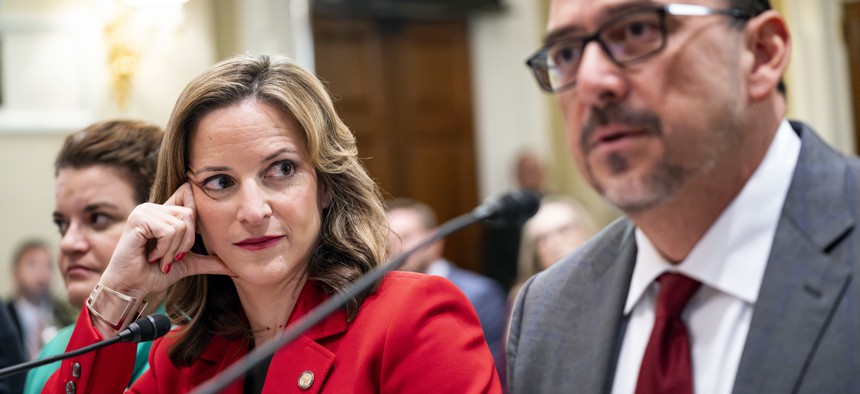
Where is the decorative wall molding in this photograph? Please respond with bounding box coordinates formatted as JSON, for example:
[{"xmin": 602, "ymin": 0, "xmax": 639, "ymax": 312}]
[{"xmin": 0, "ymin": 6, "xmax": 102, "ymax": 134}]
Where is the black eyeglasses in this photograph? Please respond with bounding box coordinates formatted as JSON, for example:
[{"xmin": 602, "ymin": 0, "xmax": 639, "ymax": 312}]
[{"xmin": 525, "ymin": 3, "xmax": 752, "ymax": 93}]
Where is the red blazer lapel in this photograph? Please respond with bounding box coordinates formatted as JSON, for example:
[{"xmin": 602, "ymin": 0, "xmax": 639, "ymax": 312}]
[
  {"xmin": 263, "ymin": 335, "xmax": 336, "ymax": 393},
  {"xmin": 193, "ymin": 335, "xmax": 248, "ymax": 393},
  {"xmin": 262, "ymin": 281, "xmax": 348, "ymax": 393}
]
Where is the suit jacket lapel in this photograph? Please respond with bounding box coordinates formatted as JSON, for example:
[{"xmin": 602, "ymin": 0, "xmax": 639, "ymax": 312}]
[
  {"xmin": 192, "ymin": 281, "xmax": 348, "ymax": 394},
  {"xmin": 566, "ymin": 221, "xmax": 638, "ymax": 393},
  {"xmin": 263, "ymin": 281, "xmax": 347, "ymax": 393},
  {"xmin": 192, "ymin": 319, "xmax": 344, "ymax": 394},
  {"xmin": 194, "ymin": 335, "xmax": 249, "ymax": 394},
  {"xmin": 263, "ymin": 335, "xmax": 337, "ymax": 394},
  {"xmin": 733, "ymin": 123, "xmax": 854, "ymax": 394}
]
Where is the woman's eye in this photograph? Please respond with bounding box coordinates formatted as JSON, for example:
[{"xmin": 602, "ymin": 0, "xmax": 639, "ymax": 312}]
[
  {"xmin": 54, "ymin": 219, "xmax": 68, "ymax": 236},
  {"xmin": 202, "ymin": 175, "xmax": 235, "ymax": 191},
  {"xmin": 266, "ymin": 161, "xmax": 296, "ymax": 179},
  {"xmin": 90, "ymin": 213, "xmax": 113, "ymax": 230}
]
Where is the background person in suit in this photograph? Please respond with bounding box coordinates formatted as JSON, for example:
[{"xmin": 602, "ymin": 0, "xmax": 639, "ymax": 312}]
[
  {"xmin": 6, "ymin": 239, "xmax": 75, "ymax": 360},
  {"xmin": 509, "ymin": 0, "xmax": 860, "ymax": 393},
  {"xmin": 0, "ymin": 301, "xmax": 27, "ymax": 394},
  {"xmin": 386, "ymin": 198, "xmax": 509, "ymax": 382}
]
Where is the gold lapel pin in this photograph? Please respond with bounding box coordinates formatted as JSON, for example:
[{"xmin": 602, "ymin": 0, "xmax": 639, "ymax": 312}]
[{"xmin": 298, "ymin": 370, "xmax": 314, "ymax": 390}]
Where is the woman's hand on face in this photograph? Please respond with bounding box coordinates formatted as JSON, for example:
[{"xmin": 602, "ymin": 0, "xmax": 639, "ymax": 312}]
[{"xmin": 98, "ymin": 183, "xmax": 235, "ymax": 298}]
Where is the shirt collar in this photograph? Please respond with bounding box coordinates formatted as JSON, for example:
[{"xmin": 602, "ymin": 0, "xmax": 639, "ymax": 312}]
[{"xmin": 625, "ymin": 119, "xmax": 800, "ymax": 313}]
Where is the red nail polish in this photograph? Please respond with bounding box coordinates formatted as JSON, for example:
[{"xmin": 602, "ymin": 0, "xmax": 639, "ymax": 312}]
[
  {"xmin": 174, "ymin": 252, "xmax": 186, "ymax": 261},
  {"xmin": 164, "ymin": 263, "xmax": 172, "ymax": 274},
  {"xmin": 149, "ymin": 259, "xmax": 159, "ymax": 265}
]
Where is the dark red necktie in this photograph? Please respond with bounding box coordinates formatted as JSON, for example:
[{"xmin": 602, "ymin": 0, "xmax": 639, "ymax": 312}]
[{"xmin": 635, "ymin": 272, "xmax": 702, "ymax": 394}]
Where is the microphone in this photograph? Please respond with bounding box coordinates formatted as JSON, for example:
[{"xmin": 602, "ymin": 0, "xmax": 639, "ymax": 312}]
[
  {"xmin": 0, "ymin": 314, "xmax": 171, "ymax": 379},
  {"xmin": 471, "ymin": 188, "xmax": 541, "ymax": 226},
  {"xmin": 117, "ymin": 314, "xmax": 173, "ymax": 343},
  {"xmin": 190, "ymin": 188, "xmax": 540, "ymax": 394}
]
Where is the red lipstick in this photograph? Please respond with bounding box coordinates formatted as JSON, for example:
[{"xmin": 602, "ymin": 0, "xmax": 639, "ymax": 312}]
[{"xmin": 234, "ymin": 236, "xmax": 284, "ymax": 251}]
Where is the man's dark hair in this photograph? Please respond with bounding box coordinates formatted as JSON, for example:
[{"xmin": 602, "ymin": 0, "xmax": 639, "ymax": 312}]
[{"xmin": 730, "ymin": 0, "xmax": 771, "ymax": 15}]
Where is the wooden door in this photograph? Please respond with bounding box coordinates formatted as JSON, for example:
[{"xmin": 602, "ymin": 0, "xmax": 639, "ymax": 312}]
[
  {"xmin": 312, "ymin": 16, "xmax": 483, "ymax": 272},
  {"xmin": 845, "ymin": 2, "xmax": 860, "ymax": 153}
]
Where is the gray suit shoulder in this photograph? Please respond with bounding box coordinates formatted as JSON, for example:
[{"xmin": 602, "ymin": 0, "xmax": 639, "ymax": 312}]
[{"xmin": 509, "ymin": 217, "xmax": 637, "ymax": 393}]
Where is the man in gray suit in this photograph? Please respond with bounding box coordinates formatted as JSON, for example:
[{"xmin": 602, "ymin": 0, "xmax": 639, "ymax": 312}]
[{"xmin": 509, "ymin": 0, "xmax": 859, "ymax": 393}]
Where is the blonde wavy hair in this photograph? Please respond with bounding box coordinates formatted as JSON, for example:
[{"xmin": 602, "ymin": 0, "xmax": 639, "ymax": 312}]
[{"xmin": 150, "ymin": 54, "xmax": 390, "ymax": 366}]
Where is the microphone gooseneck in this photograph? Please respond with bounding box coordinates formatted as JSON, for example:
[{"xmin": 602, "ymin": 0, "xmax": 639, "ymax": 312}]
[
  {"xmin": 190, "ymin": 188, "xmax": 541, "ymax": 394},
  {"xmin": 0, "ymin": 314, "xmax": 171, "ymax": 379}
]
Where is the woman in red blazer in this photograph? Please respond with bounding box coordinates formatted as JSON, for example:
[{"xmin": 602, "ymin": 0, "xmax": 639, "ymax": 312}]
[{"xmin": 45, "ymin": 54, "xmax": 501, "ymax": 393}]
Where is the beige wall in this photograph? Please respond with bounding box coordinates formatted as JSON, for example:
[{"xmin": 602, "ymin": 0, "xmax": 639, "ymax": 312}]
[
  {"xmin": 469, "ymin": 0, "xmax": 554, "ymax": 199},
  {"xmin": 0, "ymin": 135, "xmax": 67, "ymax": 297},
  {"xmin": 780, "ymin": 0, "xmax": 856, "ymax": 152},
  {"xmin": 0, "ymin": 0, "xmax": 217, "ymax": 298}
]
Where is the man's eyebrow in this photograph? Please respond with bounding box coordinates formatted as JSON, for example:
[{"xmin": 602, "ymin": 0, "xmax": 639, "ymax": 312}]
[
  {"xmin": 544, "ymin": 26, "xmax": 587, "ymax": 46},
  {"xmin": 543, "ymin": 1, "xmax": 661, "ymax": 46}
]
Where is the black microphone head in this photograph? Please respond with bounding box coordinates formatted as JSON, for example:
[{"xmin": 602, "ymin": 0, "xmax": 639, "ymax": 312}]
[
  {"xmin": 472, "ymin": 188, "xmax": 540, "ymax": 226},
  {"xmin": 119, "ymin": 314, "xmax": 172, "ymax": 343}
]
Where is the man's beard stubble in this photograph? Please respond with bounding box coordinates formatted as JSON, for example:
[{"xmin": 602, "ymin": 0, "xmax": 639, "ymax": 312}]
[{"xmin": 579, "ymin": 103, "xmax": 689, "ymax": 213}]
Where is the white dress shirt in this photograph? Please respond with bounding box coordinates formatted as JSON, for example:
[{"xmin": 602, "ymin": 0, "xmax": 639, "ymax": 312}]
[
  {"xmin": 611, "ymin": 120, "xmax": 801, "ymax": 394},
  {"xmin": 13, "ymin": 297, "xmax": 53, "ymax": 359}
]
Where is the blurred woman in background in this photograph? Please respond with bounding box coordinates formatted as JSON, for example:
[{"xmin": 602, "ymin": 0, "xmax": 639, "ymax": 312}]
[
  {"xmin": 25, "ymin": 120, "xmax": 164, "ymax": 393},
  {"xmin": 510, "ymin": 194, "xmax": 597, "ymax": 302}
]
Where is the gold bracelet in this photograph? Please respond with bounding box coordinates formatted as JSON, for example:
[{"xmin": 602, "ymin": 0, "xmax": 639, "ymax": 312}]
[{"xmin": 86, "ymin": 283, "xmax": 148, "ymax": 330}]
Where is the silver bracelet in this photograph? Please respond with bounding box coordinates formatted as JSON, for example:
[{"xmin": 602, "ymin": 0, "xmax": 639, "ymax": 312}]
[{"xmin": 86, "ymin": 283, "xmax": 147, "ymax": 330}]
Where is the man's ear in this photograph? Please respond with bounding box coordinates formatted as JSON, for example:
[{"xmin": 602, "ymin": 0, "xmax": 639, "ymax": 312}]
[{"xmin": 744, "ymin": 10, "xmax": 791, "ymax": 100}]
